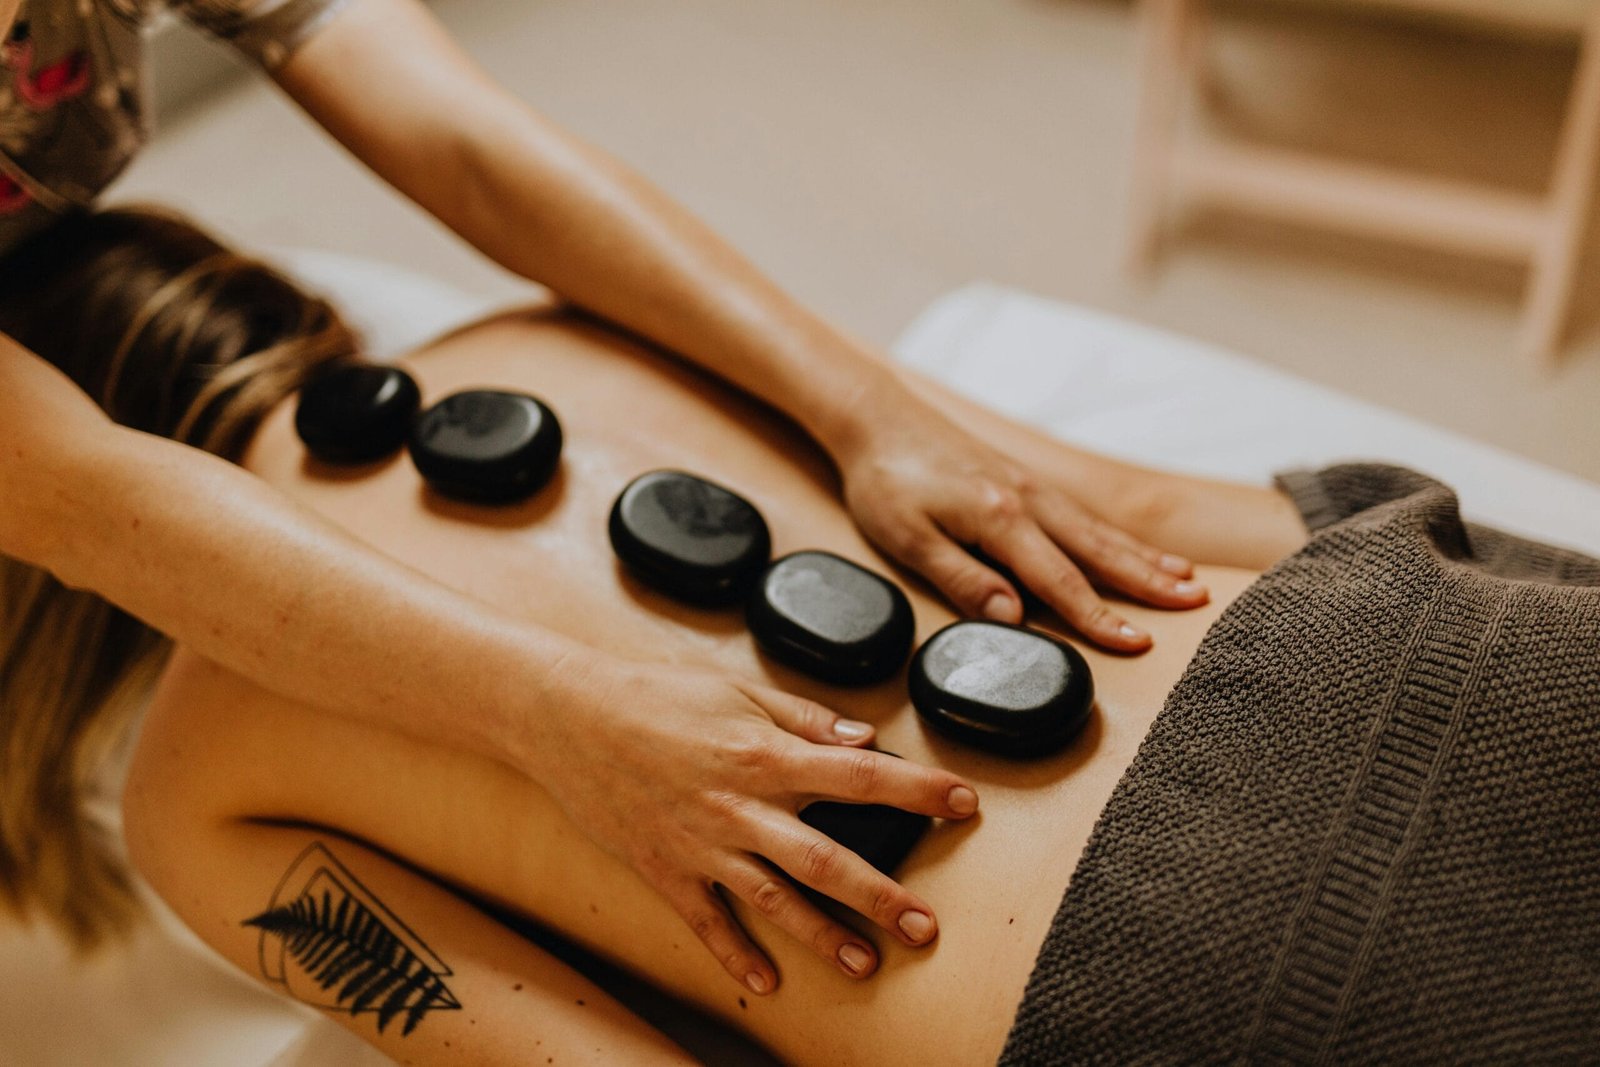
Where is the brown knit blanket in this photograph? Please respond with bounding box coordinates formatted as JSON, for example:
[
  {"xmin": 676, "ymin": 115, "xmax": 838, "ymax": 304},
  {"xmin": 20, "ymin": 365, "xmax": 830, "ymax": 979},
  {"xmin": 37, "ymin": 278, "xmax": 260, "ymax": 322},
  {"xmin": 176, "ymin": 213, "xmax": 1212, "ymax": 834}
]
[{"xmin": 1001, "ymin": 464, "xmax": 1600, "ymax": 1065}]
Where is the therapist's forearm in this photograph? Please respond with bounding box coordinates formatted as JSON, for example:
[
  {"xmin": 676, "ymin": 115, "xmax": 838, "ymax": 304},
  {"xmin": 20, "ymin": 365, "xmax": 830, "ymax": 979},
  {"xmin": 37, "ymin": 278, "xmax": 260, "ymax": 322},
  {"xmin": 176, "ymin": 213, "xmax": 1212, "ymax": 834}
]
[
  {"xmin": 276, "ymin": 0, "xmax": 890, "ymax": 457},
  {"xmin": 447, "ymin": 104, "xmax": 890, "ymax": 452},
  {"xmin": 10, "ymin": 401, "xmax": 580, "ymax": 773}
]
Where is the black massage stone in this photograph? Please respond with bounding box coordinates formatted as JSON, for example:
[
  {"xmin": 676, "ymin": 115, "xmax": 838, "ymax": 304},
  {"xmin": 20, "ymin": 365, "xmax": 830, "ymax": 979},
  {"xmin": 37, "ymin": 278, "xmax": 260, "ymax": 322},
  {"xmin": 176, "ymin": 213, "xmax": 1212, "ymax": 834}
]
[
  {"xmin": 746, "ymin": 550, "xmax": 915, "ymax": 686},
  {"xmin": 294, "ymin": 362, "xmax": 421, "ymax": 464},
  {"xmin": 909, "ymin": 620, "xmax": 1093, "ymax": 757},
  {"xmin": 800, "ymin": 795, "xmax": 929, "ymax": 877},
  {"xmin": 609, "ymin": 470, "xmax": 771, "ymax": 605},
  {"xmin": 408, "ymin": 389, "xmax": 563, "ymax": 504}
]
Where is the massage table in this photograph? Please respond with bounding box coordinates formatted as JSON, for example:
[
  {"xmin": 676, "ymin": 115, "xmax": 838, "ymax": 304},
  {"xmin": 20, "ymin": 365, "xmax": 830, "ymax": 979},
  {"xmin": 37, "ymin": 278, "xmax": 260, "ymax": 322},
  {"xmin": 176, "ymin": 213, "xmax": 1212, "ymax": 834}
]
[{"xmin": 2, "ymin": 256, "xmax": 1596, "ymax": 1066}]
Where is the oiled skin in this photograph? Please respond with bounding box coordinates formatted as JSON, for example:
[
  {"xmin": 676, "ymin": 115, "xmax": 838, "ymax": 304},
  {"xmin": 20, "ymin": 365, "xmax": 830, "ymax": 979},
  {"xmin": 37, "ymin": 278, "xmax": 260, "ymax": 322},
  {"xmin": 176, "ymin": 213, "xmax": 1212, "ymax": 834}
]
[{"xmin": 126, "ymin": 310, "xmax": 1298, "ymax": 1066}]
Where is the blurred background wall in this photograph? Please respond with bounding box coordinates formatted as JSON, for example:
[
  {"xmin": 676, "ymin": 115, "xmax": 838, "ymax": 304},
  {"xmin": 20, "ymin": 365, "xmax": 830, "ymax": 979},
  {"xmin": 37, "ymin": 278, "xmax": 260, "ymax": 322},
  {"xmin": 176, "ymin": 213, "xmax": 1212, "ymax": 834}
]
[{"xmin": 125, "ymin": 0, "xmax": 1600, "ymax": 479}]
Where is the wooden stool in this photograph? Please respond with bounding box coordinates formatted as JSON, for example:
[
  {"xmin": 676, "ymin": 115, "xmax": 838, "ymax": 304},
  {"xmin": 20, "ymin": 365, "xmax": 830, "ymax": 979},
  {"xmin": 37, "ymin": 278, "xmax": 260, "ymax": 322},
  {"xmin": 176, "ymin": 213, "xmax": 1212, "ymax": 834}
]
[{"xmin": 1127, "ymin": 0, "xmax": 1600, "ymax": 369}]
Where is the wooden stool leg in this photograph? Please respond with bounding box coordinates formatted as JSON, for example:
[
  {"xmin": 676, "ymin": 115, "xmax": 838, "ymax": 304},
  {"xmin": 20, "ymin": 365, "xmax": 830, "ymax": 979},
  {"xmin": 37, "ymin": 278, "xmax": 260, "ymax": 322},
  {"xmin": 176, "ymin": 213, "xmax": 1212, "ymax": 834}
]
[
  {"xmin": 1517, "ymin": 9, "xmax": 1600, "ymax": 369},
  {"xmin": 1125, "ymin": 0, "xmax": 1202, "ymax": 275}
]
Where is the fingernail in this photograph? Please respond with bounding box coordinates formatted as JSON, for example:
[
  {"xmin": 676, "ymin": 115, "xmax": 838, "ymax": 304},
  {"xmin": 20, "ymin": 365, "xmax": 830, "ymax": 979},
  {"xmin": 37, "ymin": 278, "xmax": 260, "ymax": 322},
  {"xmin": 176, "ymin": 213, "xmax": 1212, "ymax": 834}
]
[
  {"xmin": 898, "ymin": 910, "xmax": 935, "ymax": 943},
  {"xmin": 981, "ymin": 592, "xmax": 1018, "ymax": 622},
  {"xmin": 1118, "ymin": 623, "xmax": 1148, "ymax": 641},
  {"xmin": 947, "ymin": 785, "xmax": 979, "ymax": 815},
  {"xmin": 833, "ymin": 719, "xmax": 872, "ymax": 741},
  {"xmin": 1174, "ymin": 581, "xmax": 1205, "ymax": 597},
  {"xmin": 837, "ymin": 943, "xmax": 872, "ymax": 975},
  {"xmin": 745, "ymin": 971, "xmax": 771, "ymax": 995},
  {"xmin": 1159, "ymin": 553, "xmax": 1191, "ymax": 576}
]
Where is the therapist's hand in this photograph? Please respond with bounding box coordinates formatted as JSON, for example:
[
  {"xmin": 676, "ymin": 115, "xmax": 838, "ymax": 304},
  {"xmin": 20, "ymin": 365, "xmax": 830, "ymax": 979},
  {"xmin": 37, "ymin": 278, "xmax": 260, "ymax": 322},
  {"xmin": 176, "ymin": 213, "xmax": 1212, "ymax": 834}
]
[
  {"xmin": 832, "ymin": 383, "xmax": 1207, "ymax": 652},
  {"xmin": 532, "ymin": 654, "xmax": 977, "ymax": 994}
]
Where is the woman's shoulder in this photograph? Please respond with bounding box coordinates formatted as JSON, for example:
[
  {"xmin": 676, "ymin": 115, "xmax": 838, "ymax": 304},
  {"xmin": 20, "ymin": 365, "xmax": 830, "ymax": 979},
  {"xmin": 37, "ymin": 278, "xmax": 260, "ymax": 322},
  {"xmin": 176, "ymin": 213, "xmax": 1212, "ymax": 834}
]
[{"xmin": 150, "ymin": 646, "xmax": 280, "ymax": 723}]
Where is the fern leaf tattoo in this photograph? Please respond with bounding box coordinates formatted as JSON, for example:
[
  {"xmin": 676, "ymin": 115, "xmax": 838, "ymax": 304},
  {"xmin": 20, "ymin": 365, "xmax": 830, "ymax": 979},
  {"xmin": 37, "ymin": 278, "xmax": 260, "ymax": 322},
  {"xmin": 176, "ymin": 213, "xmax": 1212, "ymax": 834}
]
[{"xmin": 244, "ymin": 843, "xmax": 461, "ymax": 1037}]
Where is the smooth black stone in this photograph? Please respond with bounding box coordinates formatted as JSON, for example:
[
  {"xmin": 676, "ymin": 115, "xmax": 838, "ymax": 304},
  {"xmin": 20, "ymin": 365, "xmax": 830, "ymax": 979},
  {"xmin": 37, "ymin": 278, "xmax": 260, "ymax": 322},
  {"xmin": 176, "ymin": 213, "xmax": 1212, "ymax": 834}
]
[
  {"xmin": 408, "ymin": 389, "xmax": 563, "ymax": 504},
  {"xmin": 609, "ymin": 470, "xmax": 771, "ymax": 606},
  {"xmin": 746, "ymin": 550, "xmax": 915, "ymax": 686},
  {"xmin": 909, "ymin": 620, "xmax": 1093, "ymax": 757},
  {"xmin": 800, "ymin": 797, "xmax": 929, "ymax": 877},
  {"xmin": 294, "ymin": 362, "xmax": 421, "ymax": 464}
]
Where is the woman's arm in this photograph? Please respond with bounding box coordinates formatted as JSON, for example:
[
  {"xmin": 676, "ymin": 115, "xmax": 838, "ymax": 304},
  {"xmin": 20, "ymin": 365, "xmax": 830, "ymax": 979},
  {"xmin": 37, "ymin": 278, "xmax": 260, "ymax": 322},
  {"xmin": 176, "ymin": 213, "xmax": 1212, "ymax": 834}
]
[
  {"xmin": 270, "ymin": 0, "xmax": 1210, "ymax": 651},
  {"xmin": 0, "ymin": 335, "xmax": 976, "ymax": 992},
  {"xmin": 123, "ymin": 815, "xmax": 696, "ymax": 1065}
]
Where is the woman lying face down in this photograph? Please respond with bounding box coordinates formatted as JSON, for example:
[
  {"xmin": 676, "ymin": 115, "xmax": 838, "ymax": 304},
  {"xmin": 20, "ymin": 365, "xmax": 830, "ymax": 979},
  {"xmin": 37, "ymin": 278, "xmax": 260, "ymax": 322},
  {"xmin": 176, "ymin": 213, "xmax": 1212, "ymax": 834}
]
[
  {"xmin": 11, "ymin": 211, "xmax": 1599, "ymax": 1065},
  {"xmin": 127, "ymin": 300, "xmax": 1300, "ymax": 1066}
]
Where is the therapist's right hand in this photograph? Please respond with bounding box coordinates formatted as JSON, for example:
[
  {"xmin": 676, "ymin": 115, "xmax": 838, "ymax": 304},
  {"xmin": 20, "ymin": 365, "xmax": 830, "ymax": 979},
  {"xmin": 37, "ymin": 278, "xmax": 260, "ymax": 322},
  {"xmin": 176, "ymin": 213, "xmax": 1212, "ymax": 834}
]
[{"xmin": 531, "ymin": 652, "xmax": 978, "ymax": 994}]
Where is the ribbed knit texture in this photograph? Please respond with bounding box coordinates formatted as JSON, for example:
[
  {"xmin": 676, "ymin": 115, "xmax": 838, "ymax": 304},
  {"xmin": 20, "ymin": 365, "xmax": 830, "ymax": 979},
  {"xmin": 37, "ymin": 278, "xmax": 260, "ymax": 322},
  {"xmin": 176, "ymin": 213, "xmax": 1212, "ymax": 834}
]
[{"xmin": 1000, "ymin": 464, "xmax": 1600, "ymax": 1065}]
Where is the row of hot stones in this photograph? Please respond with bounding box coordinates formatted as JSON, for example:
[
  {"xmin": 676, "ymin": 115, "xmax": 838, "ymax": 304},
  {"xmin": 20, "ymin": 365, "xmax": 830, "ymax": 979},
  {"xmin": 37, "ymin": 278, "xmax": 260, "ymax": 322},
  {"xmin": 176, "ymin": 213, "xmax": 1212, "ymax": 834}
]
[{"xmin": 295, "ymin": 364, "xmax": 1096, "ymax": 873}]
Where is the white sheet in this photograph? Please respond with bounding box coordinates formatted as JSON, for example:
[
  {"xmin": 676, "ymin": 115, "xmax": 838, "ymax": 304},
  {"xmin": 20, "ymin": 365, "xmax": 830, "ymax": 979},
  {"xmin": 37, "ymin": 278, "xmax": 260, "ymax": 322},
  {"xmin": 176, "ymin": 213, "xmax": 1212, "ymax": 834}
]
[
  {"xmin": 892, "ymin": 283, "xmax": 1600, "ymax": 557},
  {"xmin": 3, "ymin": 266, "xmax": 1595, "ymax": 1067},
  {"xmin": 264, "ymin": 248, "xmax": 505, "ymax": 361}
]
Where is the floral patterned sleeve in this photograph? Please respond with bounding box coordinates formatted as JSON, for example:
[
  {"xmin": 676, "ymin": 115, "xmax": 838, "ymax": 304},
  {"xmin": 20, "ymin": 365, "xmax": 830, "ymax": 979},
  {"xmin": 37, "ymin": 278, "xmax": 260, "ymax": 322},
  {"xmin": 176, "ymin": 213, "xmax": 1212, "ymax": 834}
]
[{"xmin": 166, "ymin": 0, "xmax": 350, "ymax": 69}]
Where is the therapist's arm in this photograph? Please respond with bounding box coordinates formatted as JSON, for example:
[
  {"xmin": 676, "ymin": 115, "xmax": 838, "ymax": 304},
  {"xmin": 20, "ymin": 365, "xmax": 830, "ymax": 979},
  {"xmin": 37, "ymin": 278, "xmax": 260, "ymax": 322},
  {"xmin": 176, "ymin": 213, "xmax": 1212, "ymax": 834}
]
[
  {"xmin": 0, "ymin": 334, "xmax": 977, "ymax": 992},
  {"xmin": 0, "ymin": 335, "xmax": 562, "ymax": 767},
  {"xmin": 274, "ymin": 0, "xmax": 1210, "ymax": 652},
  {"xmin": 896, "ymin": 368, "xmax": 1309, "ymax": 570}
]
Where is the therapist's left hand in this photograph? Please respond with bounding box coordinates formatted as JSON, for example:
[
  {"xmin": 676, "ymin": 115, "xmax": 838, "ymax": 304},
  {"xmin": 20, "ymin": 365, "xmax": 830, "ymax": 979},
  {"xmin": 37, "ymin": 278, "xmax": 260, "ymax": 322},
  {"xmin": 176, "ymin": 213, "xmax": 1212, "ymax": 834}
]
[{"xmin": 830, "ymin": 385, "xmax": 1207, "ymax": 652}]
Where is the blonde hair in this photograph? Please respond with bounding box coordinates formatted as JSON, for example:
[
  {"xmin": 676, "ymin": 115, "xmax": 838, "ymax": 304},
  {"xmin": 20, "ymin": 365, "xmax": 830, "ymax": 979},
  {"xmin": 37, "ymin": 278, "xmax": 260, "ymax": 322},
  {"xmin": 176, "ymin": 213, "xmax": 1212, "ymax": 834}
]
[{"xmin": 0, "ymin": 207, "xmax": 359, "ymax": 951}]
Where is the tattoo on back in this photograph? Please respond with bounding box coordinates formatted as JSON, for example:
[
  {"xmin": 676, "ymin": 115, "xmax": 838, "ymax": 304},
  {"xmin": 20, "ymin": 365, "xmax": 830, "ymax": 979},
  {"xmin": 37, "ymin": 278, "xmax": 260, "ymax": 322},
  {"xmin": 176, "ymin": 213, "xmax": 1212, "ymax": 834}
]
[{"xmin": 243, "ymin": 842, "xmax": 461, "ymax": 1037}]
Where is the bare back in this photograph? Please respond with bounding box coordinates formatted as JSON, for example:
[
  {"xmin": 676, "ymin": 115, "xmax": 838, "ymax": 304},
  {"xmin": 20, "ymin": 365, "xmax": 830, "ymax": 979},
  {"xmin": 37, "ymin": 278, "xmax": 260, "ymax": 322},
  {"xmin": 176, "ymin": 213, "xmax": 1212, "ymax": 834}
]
[{"xmin": 128, "ymin": 310, "xmax": 1267, "ymax": 1065}]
